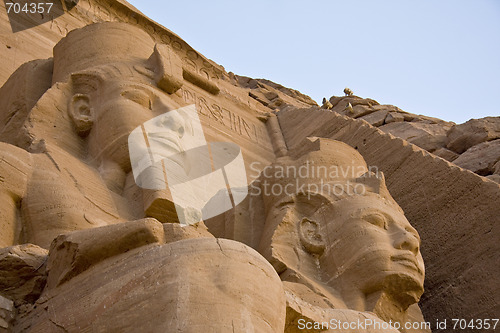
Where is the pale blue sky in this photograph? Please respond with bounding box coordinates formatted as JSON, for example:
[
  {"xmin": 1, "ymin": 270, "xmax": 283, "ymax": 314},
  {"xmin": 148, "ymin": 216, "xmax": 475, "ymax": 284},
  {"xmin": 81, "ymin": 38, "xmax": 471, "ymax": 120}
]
[{"xmin": 128, "ymin": 0, "xmax": 499, "ymax": 124}]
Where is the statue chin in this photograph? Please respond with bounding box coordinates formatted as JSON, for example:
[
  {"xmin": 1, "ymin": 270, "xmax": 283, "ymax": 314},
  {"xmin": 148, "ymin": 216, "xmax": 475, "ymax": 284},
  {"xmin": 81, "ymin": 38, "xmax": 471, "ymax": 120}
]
[{"xmin": 382, "ymin": 273, "xmax": 425, "ymax": 310}]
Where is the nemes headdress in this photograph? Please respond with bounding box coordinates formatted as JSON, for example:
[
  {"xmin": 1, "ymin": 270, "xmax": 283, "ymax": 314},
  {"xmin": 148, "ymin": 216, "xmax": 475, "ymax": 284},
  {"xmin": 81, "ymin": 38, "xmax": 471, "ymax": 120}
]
[
  {"xmin": 53, "ymin": 22, "xmax": 216, "ymax": 96},
  {"xmin": 259, "ymin": 138, "xmax": 397, "ymax": 212},
  {"xmin": 52, "ymin": 22, "xmax": 155, "ymax": 84}
]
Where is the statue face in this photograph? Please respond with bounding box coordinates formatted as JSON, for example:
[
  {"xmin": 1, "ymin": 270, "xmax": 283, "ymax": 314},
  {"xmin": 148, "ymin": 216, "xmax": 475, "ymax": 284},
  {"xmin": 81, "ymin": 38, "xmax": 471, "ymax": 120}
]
[
  {"xmin": 86, "ymin": 78, "xmax": 186, "ymax": 171},
  {"xmin": 314, "ymin": 195, "xmax": 424, "ymax": 303}
]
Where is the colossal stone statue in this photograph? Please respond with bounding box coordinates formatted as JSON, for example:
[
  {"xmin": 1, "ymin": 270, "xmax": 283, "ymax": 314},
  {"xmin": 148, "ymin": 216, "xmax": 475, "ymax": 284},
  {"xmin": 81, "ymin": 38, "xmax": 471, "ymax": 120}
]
[
  {"xmin": 0, "ymin": 21, "xmax": 429, "ymax": 333},
  {"xmin": 0, "ymin": 22, "xmax": 172, "ymax": 248},
  {"xmin": 257, "ymin": 138, "xmax": 430, "ymax": 332},
  {"xmin": 0, "ymin": 22, "xmax": 286, "ymax": 332},
  {"xmin": 0, "ymin": 21, "xmax": 237, "ymax": 248}
]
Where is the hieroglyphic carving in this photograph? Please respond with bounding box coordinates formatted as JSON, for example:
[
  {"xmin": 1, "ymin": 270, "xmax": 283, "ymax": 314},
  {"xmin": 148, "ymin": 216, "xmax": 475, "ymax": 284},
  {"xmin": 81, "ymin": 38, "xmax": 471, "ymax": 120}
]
[
  {"xmin": 180, "ymin": 87, "xmax": 265, "ymax": 145},
  {"xmin": 171, "ymin": 40, "xmax": 182, "ymax": 51},
  {"xmin": 186, "ymin": 50, "xmax": 198, "ymax": 61},
  {"xmin": 182, "ymin": 57, "xmax": 197, "ymax": 73},
  {"xmin": 158, "ymin": 32, "xmax": 171, "ymax": 45}
]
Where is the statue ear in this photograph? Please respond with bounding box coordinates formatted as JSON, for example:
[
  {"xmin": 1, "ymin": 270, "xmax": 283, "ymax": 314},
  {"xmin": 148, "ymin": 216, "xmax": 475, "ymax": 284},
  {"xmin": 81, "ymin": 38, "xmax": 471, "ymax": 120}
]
[
  {"xmin": 69, "ymin": 93, "xmax": 94, "ymax": 137},
  {"xmin": 299, "ymin": 217, "xmax": 325, "ymax": 255}
]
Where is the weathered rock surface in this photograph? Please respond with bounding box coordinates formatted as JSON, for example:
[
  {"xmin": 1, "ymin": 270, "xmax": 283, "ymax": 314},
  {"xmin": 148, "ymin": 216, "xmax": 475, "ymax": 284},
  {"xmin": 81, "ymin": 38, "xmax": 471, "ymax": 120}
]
[
  {"xmin": 244, "ymin": 77, "xmax": 317, "ymax": 109},
  {"xmin": 487, "ymin": 174, "xmax": 500, "ymax": 183},
  {"xmin": 0, "ymin": 295, "xmax": 14, "ymax": 333},
  {"xmin": 494, "ymin": 159, "xmax": 500, "ymax": 174},
  {"xmin": 329, "ymin": 95, "xmax": 379, "ymax": 110},
  {"xmin": 447, "ymin": 117, "xmax": 500, "ymax": 153},
  {"xmin": 432, "ymin": 147, "xmax": 460, "ymax": 162},
  {"xmin": 0, "ymin": 245, "xmax": 47, "ymax": 305},
  {"xmin": 284, "ymin": 287, "xmax": 402, "ymax": 333},
  {"xmin": 385, "ymin": 111, "xmax": 405, "ymax": 124},
  {"xmin": 162, "ymin": 220, "xmax": 214, "ymax": 243},
  {"xmin": 379, "ymin": 121, "xmax": 451, "ymax": 152},
  {"xmin": 359, "ymin": 109, "xmax": 388, "ymax": 127},
  {"xmin": 453, "ymin": 139, "xmax": 500, "ymax": 176},
  {"xmin": 327, "ymin": 94, "xmax": 500, "ymax": 180},
  {"xmin": 46, "ymin": 219, "xmax": 165, "ymax": 289}
]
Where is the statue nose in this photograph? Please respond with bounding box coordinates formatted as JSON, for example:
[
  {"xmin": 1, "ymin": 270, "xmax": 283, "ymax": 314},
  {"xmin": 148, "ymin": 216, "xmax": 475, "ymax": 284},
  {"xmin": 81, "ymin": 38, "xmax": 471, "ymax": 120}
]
[{"xmin": 393, "ymin": 226, "xmax": 420, "ymax": 255}]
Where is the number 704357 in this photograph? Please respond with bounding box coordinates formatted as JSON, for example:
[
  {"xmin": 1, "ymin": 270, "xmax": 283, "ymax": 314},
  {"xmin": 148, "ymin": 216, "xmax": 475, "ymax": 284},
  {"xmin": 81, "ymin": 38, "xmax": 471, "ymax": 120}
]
[
  {"xmin": 6, "ymin": 2, "xmax": 54, "ymax": 14},
  {"xmin": 452, "ymin": 318, "xmax": 499, "ymax": 330}
]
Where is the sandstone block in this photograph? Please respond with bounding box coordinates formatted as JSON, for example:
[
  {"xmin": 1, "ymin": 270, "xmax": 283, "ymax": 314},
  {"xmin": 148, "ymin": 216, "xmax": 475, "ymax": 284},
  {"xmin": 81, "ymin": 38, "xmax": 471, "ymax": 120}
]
[
  {"xmin": 433, "ymin": 147, "xmax": 460, "ymax": 162},
  {"xmin": 359, "ymin": 109, "xmax": 388, "ymax": 126},
  {"xmin": 385, "ymin": 112, "xmax": 405, "ymax": 123},
  {"xmin": 412, "ymin": 114, "xmax": 451, "ymax": 125},
  {"xmin": 447, "ymin": 116, "xmax": 500, "ymax": 153},
  {"xmin": 379, "ymin": 121, "xmax": 449, "ymax": 152},
  {"xmin": 148, "ymin": 44, "xmax": 183, "ymax": 94},
  {"xmin": 46, "ymin": 218, "xmax": 165, "ymax": 289},
  {"xmin": 350, "ymin": 104, "xmax": 374, "ymax": 118},
  {"xmin": 330, "ymin": 96, "xmax": 379, "ymax": 114},
  {"xmin": 0, "ymin": 295, "xmax": 14, "ymax": 332},
  {"xmin": 0, "ymin": 244, "xmax": 47, "ymax": 304},
  {"xmin": 452, "ymin": 139, "xmax": 500, "ymax": 175},
  {"xmin": 486, "ymin": 174, "xmax": 500, "ymax": 183},
  {"xmin": 494, "ymin": 160, "xmax": 500, "ymax": 175}
]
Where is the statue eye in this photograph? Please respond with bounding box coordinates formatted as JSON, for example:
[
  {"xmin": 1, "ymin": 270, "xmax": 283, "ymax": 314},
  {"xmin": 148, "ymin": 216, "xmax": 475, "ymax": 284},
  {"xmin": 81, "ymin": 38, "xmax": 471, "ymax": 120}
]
[
  {"xmin": 363, "ymin": 213, "xmax": 387, "ymax": 229},
  {"xmin": 121, "ymin": 89, "xmax": 152, "ymax": 109}
]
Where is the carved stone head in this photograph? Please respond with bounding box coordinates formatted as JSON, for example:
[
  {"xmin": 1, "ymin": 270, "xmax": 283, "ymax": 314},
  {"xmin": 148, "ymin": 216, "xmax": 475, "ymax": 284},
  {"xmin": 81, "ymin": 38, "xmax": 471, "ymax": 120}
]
[
  {"xmin": 0, "ymin": 22, "xmax": 191, "ymax": 172},
  {"xmin": 55, "ymin": 23, "xmax": 190, "ymax": 171},
  {"xmin": 258, "ymin": 138, "xmax": 425, "ymax": 312}
]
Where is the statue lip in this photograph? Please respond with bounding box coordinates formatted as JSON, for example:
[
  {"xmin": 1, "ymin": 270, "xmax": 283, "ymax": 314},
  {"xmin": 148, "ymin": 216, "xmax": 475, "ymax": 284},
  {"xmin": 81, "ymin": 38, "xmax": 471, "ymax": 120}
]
[{"xmin": 391, "ymin": 254, "xmax": 423, "ymax": 274}]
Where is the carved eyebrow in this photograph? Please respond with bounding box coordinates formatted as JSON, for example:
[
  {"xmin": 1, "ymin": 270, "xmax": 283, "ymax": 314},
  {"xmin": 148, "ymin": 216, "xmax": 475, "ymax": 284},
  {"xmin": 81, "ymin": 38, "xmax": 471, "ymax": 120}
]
[
  {"xmin": 121, "ymin": 87, "xmax": 151, "ymax": 99},
  {"xmin": 120, "ymin": 87, "xmax": 155, "ymax": 110},
  {"xmin": 353, "ymin": 208, "xmax": 388, "ymax": 219},
  {"xmin": 122, "ymin": 84, "xmax": 156, "ymax": 98}
]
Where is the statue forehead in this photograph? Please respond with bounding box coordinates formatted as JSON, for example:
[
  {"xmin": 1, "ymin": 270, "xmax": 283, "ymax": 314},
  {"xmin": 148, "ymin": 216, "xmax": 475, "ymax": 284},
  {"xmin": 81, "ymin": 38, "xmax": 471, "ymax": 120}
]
[
  {"xmin": 95, "ymin": 76, "xmax": 159, "ymax": 93},
  {"xmin": 332, "ymin": 195, "xmax": 405, "ymax": 217},
  {"xmin": 286, "ymin": 192, "xmax": 406, "ymax": 224}
]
